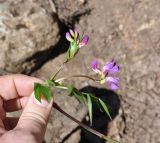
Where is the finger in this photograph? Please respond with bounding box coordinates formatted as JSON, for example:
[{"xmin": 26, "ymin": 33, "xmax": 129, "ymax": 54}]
[
  {"xmin": 0, "ymin": 97, "xmax": 5, "ymax": 119},
  {"xmin": 0, "ymin": 119, "xmax": 5, "ymax": 129},
  {"xmin": 3, "ymin": 97, "xmax": 29, "ymax": 112},
  {"xmin": 16, "ymin": 92, "xmax": 53, "ymax": 142},
  {"xmin": 0, "ymin": 119, "xmax": 6, "ymax": 135},
  {"xmin": 0, "ymin": 74, "xmax": 42, "ymax": 101}
]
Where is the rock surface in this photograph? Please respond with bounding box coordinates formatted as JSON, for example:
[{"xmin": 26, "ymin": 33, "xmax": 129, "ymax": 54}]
[
  {"xmin": 54, "ymin": 0, "xmax": 88, "ymax": 22},
  {"xmin": 0, "ymin": 0, "xmax": 59, "ymax": 74},
  {"xmin": 72, "ymin": 0, "xmax": 160, "ymax": 143},
  {"xmin": 46, "ymin": 0, "xmax": 160, "ymax": 142},
  {"xmin": 1, "ymin": 0, "xmax": 160, "ymax": 143}
]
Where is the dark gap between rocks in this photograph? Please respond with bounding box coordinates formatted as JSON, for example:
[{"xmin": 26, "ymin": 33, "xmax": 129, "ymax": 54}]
[
  {"xmin": 61, "ymin": 126, "xmax": 80, "ymax": 143},
  {"xmin": 23, "ymin": 14, "xmax": 69, "ymax": 75},
  {"xmin": 22, "ymin": 8, "xmax": 91, "ymax": 75}
]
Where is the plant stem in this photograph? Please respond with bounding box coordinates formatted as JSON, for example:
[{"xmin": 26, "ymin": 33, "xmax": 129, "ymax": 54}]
[
  {"xmin": 52, "ymin": 102, "xmax": 120, "ymax": 143},
  {"xmin": 55, "ymin": 74, "xmax": 100, "ymax": 83},
  {"xmin": 50, "ymin": 61, "xmax": 68, "ymax": 81}
]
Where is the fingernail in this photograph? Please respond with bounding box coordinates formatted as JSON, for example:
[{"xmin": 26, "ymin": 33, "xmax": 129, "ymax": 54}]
[
  {"xmin": 35, "ymin": 98, "xmax": 50, "ymax": 107},
  {"xmin": 32, "ymin": 93, "xmax": 50, "ymax": 107}
]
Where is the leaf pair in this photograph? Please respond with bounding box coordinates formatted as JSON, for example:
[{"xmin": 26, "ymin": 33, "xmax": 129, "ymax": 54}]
[
  {"xmin": 34, "ymin": 82, "xmax": 52, "ymax": 102},
  {"xmin": 67, "ymin": 85, "xmax": 85, "ymax": 104},
  {"xmin": 67, "ymin": 85, "xmax": 112, "ymax": 125},
  {"xmin": 67, "ymin": 85, "xmax": 93, "ymax": 125},
  {"xmin": 84, "ymin": 93, "xmax": 112, "ymax": 124}
]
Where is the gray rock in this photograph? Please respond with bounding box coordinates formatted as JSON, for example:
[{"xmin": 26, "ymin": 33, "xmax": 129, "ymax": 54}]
[
  {"xmin": 73, "ymin": 0, "xmax": 160, "ymax": 142},
  {"xmin": 54, "ymin": 0, "xmax": 88, "ymax": 22},
  {"xmin": 0, "ymin": 0, "xmax": 59, "ymax": 74}
]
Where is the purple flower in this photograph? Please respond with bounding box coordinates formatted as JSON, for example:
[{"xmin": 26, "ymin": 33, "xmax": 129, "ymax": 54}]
[
  {"xmin": 102, "ymin": 60, "xmax": 120, "ymax": 75},
  {"xmin": 66, "ymin": 29, "xmax": 89, "ymax": 61},
  {"xmin": 69, "ymin": 29, "xmax": 75, "ymax": 37},
  {"xmin": 66, "ymin": 29, "xmax": 89, "ymax": 48},
  {"xmin": 91, "ymin": 59, "xmax": 120, "ymax": 90},
  {"xmin": 66, "ymin": 32, "xmax": 74, "ymax": 42},
  {"xmin": 79, "ymin": 35, "xmax": 89, "ymax": 48},
  {"xmin": 91, "ymin": 60, "xmax": 99, "ymax": 73},
  {"xmin": 106, "ymin": 77, "xmax": 119, "ymax": 90}
]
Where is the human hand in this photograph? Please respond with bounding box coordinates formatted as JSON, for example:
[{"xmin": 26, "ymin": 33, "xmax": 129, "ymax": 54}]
[{"xmin": 0, "ymin": 74, "xmax": 53, "ymax": 143}]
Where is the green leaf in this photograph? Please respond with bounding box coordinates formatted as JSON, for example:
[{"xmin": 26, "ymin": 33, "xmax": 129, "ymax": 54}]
[
  {"xmin": 67, "ymin": 85, "xmax": 85, "ymax": 104},
  {"xmin": 67, "ymin": 85, "xmax": 74, "ymax": 96},
  {"xmin": 99, "ymin": 99, "xmax": 112, "ymax": 120},
  {"xmin": 93, "ymin": 97, "xmax": 103, "ymax": 112},
  {"xmin": 87, "ymin": 94, "xmax": 92, "ymax": 125},
  {"xmin": 41, "ymin": 86, "xmax": 52, "ymax": 102},
  {"xmin": 34, "ymin": 82, "xmax": 52, "ymax": 103},
  {"xmin": 34, "ymin": 83, "xmax": 42, "ymax": 102},
  {"xmin": 74, "ymin": 92, "xmax": 86, "ymax": 105},
  {"xmin": 45, "ymin": 80, "xmax": 54, "ymax": 87}
]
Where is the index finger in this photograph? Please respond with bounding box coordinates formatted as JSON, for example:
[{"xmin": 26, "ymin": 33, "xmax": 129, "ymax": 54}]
[{"xmin": 0, "ymin": 74, "xmax": 42, "ymax": 101}]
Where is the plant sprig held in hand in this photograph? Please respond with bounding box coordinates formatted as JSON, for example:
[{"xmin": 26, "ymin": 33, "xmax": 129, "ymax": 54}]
[{"xmin": 34, "ymin": 29, "xmax": 121, "ymax": 143}]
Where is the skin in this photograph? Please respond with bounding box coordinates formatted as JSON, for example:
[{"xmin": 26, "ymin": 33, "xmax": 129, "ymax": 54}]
[{"xmin": 0, "ymin": 74, "xmax": 53, "ymax": 143}]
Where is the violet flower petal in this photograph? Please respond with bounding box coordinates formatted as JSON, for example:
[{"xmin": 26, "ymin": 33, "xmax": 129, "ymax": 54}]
[
  {"xmin": 69, "ymin": 29, "xmax": 75, "ymax": 37},
  {"xmin": 91, "ymin": 60, "xmax": 99, "ymax": 73},
  {"xmin": 106, "ymin": 77, "xmax": 119, "ymax": 90},
  {"xmin": 109, "ymin": 65, "xmax": 120, "ymax": 74},
  {"xmin": 108, "ymin": 82, "xmax": 119, "ymax": 90},
  {"xmin": 79, "ymin": 35, "xmax": 89, "ymax": 48},
  {"xmin": 66, "ymin": 32, "xmax": 74, "ymax": 42},
  {"xmin": 106, "ymin": 77, "xmax": 119, "ymax": 83},
  {"xmin": 102, "ymin": 60, "xmax": 115, "ymax": 74}
]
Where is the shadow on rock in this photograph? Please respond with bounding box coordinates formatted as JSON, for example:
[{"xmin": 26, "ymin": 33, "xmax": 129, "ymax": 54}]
[
  {"xmin": 26, "ymin": 14, "xmax": 69, "ymax": 74},
  {"xmin": 26, "ymin": 8, "xmax": 91, "ymax": 75},
  {"xmin": 79, "ymin": 86, "xmax": 120, "ymax": 143},
  {"xmin": 59, "ymin": 86, "xmax": 120, "ymax": 143}
]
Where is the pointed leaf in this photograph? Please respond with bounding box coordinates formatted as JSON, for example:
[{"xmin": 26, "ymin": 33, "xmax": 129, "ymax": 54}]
[
  {"xmin": 99, "ymin": 99, "xmax": 112, "ymax": 120},
  {"xmin": 74, "ymin": 92, "xmax": 85, "ymax": 105},
  {"xmin": 34, "ymin": 83, "xmax": 42, "ymax": 102},
  {"xmin": 45, "ymin": 80, "xmax": 54, "ymax": 87},
  {"xmin": 87, "ymin": 94, "xmax": 92, "ymax": 125},
  {"xmin": 93, "ymin": 98, "xmax": 103, "ymax": 112},
  {"xmin": 67, "ymin": 85, "xmax": 74, "ymax": 96},
  {"xmin": 68, "ymin": 85, "xmax": 85, "ymax": 104},
  {"xmin": 41, "ymin": 86, "xmax": 52, "ymax": 102},
  {"xmin": 34, "ymin": 83, "xmax": 52, "ymax": 103}
]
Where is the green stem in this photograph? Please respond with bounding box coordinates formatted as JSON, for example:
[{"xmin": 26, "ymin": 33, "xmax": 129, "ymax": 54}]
[
  {"xmin": 50, "ymin": 61, "xmax": 68, "ymax": 81},
  {"xmin": 55, "ymin": 74, "xmax": 100, "ymax": 83},
  {"xmin": 53, "ymin": 102, "xmax": 121, "ymax": 143}
]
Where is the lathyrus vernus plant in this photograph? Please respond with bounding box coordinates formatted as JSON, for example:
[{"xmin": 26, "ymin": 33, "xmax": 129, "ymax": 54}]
[{"xmin": 34, "ymin": 29, "xmax": 120, "ymax": 143}]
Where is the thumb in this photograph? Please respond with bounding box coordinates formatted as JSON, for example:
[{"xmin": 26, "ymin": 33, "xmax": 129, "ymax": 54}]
[{"xmin": 16, "ymin": 92, "xmax": 53, "ymax": 142}]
